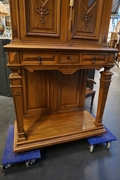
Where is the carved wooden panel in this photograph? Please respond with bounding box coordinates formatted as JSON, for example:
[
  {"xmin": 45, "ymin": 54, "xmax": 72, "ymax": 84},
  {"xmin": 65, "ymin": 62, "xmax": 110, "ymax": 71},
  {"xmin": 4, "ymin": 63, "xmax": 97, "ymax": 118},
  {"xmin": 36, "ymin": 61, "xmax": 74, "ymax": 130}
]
[
  {"xmin": 23, "ymin": 70, "xmax": 50, "ymax": 116},
  {"xmin": 68, "ymin": 0, "xmax": 104, "ymax": 41},
  {"xmin": 25, "ymin": 0, "xmax": 61, "ymax": 37}
]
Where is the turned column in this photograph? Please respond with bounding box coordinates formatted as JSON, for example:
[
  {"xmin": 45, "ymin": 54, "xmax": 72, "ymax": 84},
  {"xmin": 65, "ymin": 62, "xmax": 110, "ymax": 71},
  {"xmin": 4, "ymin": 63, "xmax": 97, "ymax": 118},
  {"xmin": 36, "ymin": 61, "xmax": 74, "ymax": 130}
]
[
  {"xmin": 94, "ymin": 67, "xmax": 113, "ymax": 126},
  {"xmin": 9, "ymin": 68, "xmax": 26, "ymax": 141}
]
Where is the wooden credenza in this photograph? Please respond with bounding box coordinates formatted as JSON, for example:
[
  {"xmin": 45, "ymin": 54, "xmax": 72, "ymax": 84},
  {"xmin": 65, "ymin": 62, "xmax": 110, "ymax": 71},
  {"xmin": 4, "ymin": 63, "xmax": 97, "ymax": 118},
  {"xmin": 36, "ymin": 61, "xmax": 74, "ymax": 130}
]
[{"xmin": 5, "ymin": 0, "xmax": 117, "ymax": 152}]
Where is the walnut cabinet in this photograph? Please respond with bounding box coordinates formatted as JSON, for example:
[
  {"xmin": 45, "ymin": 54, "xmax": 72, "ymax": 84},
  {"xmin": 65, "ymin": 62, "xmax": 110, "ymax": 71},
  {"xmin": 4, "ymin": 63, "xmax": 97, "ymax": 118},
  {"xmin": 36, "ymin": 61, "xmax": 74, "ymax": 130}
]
[{"xmin": 5, "ymin": 0, "xmax": 117, "ymax": 152}]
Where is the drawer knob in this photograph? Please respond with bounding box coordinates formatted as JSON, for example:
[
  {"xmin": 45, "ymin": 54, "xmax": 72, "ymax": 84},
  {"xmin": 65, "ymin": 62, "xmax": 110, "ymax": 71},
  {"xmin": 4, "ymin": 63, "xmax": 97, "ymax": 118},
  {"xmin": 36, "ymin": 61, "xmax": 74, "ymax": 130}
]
[
  {"xmin": 92, "ymin": 57, "xmax": 96, "ymax": 64},
  {"xmin": 67, "ymin": 56, "xmax": 71, "ymax": 60},
  {"xmin": 37, "ymin": 56, "xmax": 42, "ymax": 65}
]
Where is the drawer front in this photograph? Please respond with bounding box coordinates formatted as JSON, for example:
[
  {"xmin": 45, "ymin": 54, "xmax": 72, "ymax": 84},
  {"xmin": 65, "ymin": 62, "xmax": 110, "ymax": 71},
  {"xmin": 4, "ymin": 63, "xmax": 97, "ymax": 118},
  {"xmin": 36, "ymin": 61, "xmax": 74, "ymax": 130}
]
[
  {"xmin": 58, "ymin": 53, "xmax": 79, "ymax": 64},
  {"xmin": 21, "ymin": 52, "xmax": 56, "ymax": 65},
  {"xmin": 81, "ymin": 54, "xmax": 107, "ymax": 65}
]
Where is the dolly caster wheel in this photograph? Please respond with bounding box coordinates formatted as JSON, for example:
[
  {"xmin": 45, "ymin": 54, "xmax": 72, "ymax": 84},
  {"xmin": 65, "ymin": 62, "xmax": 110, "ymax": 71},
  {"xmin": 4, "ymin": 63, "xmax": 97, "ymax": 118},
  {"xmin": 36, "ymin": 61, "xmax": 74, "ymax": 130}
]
[
  {"xmin": 89, "ymin": 145, "xmax": 95, "ymax": 153},
  {"xmin": 25, "ymin": 159, "xmax": 36, "ymax": 167},
  {"xmin": 1, "ymin": 164, "xmax": 12, "ymax": 171},
  {"xmin": 106, "ymin": 142, "xmax": 111, "ymax": 149}
]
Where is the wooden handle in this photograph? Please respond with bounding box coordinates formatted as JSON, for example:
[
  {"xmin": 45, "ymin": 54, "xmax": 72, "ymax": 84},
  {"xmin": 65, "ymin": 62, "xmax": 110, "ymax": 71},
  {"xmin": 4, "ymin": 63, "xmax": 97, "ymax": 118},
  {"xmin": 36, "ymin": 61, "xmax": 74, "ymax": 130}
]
[
  {"xmin": 92, "ymin": 57, "xmax": 96, "ymax": 64},
  {"xmin": 70, "ymin": 0, "xmax": 74, "ymax": 7},
  {"xmin": 69, "ymin": 0, "xmax": 74, "ymax": 30},
  {"xmin": 37, "ymin": 56, "xmax": 42, "ymax": 65}
]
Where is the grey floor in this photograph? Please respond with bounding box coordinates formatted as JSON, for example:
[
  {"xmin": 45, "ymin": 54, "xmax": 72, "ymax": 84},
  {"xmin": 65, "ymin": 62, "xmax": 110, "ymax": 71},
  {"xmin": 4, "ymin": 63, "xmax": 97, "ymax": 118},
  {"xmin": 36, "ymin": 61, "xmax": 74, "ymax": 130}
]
[{"xmin": 0, "ymin": 66, "xmax": 120, "ymax": 180}]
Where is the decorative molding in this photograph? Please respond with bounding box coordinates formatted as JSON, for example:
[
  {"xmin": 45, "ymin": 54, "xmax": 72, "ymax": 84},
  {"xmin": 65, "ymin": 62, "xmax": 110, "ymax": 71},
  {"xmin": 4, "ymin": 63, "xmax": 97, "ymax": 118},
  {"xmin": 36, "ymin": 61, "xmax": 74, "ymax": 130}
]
[{"xmin": 36, "ymin": 7, "xmax": 49, "ymax": 26}]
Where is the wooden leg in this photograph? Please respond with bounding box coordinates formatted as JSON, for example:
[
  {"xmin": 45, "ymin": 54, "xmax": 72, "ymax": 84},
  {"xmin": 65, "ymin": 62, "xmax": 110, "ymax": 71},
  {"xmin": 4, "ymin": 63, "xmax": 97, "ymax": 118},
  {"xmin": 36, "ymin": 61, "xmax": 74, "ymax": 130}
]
[
  {"xmin": 94, "ymin": 67, "xmax": 113, "ymax": 126},
  {"xmin": 9, "ymin": 72, "xmax": 26, "ymax": 141}
]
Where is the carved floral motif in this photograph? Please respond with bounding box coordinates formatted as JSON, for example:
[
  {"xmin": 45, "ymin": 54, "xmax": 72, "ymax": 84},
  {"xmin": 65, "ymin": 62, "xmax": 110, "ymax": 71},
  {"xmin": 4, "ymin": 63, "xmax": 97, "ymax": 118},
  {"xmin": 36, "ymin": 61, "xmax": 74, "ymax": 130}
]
[
  {"xmin": 82, "ymin": 13, "xmax": 92, "ymax": 30},
  {"xmin": 82, "ymin": 0, "xmax": 97, "ymax": 30},
  {"xmin": 36, "ymin": 0, "xmax": 49, "ymax": 27}
]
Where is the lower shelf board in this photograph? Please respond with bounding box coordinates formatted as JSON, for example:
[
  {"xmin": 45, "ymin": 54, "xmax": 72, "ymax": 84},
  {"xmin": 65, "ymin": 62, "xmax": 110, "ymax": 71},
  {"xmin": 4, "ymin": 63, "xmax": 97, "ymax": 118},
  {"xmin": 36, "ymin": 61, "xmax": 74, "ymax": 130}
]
[{"xmin": 14, "ymin": 110, "xmax": 106, "ymax": 152}]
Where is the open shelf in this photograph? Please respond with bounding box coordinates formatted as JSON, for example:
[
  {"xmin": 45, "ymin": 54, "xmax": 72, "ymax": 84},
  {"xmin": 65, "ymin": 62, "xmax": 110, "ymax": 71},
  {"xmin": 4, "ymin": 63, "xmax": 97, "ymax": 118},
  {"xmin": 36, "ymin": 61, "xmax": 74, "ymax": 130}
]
[{"xmin": 14, "ymin": 110, "xmax": 106, "ymax": 152}]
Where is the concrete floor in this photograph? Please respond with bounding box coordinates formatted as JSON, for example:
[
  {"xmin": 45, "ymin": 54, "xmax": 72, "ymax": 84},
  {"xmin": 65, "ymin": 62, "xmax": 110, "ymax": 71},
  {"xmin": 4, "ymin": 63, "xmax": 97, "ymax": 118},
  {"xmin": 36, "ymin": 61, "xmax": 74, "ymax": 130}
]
[{"xmin": 0, "ymin": 66, "xmax": 120, "ymax": 180}]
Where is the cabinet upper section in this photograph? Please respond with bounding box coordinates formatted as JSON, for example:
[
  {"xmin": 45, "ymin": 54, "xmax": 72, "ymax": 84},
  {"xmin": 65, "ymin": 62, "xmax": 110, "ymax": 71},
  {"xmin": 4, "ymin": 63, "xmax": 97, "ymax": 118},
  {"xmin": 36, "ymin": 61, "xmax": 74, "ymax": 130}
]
[{"xmin": 9, "ymin": 0, "xmax": 112, "ymax": 46}]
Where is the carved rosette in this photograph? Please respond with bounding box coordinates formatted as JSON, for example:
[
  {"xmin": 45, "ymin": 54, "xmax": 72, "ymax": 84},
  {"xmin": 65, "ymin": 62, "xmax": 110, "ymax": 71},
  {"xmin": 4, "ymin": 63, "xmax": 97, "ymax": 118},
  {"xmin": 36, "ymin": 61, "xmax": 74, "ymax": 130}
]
[{"xmin": 12, "ymin": 89, "xmax": 22, "ymax": 96}]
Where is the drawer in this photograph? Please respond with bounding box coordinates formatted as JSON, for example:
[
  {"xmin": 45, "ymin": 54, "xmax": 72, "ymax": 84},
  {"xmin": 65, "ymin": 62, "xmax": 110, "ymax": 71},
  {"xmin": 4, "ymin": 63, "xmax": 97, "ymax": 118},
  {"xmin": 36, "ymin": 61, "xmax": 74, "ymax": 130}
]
[
  {"xmin": 21, "ymin": 52, "xmax": 56, "ymax": 65},
  {"xmin": 58, "ymin": 53, "xmax": 79, "ymax": 64},
  {"xmin": 81, "ymin": 54, "xmax": 107, "ymax": 65}
]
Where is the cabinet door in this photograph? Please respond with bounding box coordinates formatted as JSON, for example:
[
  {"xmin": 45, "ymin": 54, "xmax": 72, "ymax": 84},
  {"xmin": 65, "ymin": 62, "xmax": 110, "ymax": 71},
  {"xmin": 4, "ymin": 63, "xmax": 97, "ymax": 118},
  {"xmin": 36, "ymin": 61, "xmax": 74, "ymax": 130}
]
[
  {"xmin": 67, "ymin": 0, "xmax": 108, "ymax": 45},
  {"xmin": 18, "ymin": 0, "xmax": 64, "ymax": 42}
]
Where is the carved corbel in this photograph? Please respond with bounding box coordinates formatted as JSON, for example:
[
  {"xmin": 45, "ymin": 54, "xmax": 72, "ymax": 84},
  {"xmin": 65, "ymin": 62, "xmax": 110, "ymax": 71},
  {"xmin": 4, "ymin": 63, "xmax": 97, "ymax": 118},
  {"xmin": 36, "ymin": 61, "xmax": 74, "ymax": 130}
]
[{"xmin": 58, "ymin": 68, "xmax": 79, "ymax": 74}]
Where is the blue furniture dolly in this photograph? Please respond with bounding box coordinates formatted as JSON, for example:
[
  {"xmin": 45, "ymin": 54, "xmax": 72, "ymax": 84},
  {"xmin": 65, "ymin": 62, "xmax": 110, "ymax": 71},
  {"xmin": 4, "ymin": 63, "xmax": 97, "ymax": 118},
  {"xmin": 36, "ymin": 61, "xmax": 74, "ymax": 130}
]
[
  {"xmin": 87, "ymin": 126, "xmax": 117, "ymax": 153},
  {"xmin": 1, "ymin": 124, "xmax": 41, "ymax": 171}
]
